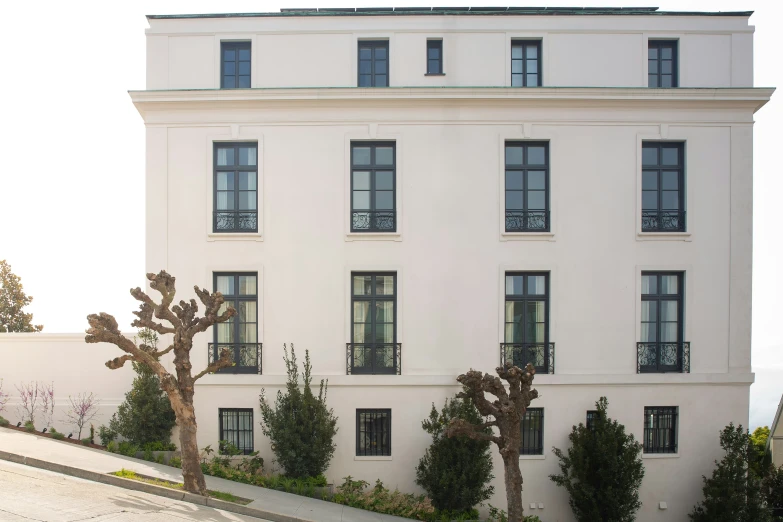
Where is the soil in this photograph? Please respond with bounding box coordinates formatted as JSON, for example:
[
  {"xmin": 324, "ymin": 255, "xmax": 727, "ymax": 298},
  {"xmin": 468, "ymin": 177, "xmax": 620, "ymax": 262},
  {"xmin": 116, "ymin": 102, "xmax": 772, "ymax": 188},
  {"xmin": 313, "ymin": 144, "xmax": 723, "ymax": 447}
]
[{"xmin": 0, "ymin": 424, "xmax": 106, "ymax": 450}]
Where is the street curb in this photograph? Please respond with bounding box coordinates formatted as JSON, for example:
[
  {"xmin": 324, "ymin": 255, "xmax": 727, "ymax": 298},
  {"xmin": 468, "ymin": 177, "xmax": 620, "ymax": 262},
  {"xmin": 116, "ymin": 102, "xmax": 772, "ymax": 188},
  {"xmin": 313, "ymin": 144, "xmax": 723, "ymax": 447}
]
[{"xmin": 0, "ymin": 450, "xmax": 314, "ymax": 522}]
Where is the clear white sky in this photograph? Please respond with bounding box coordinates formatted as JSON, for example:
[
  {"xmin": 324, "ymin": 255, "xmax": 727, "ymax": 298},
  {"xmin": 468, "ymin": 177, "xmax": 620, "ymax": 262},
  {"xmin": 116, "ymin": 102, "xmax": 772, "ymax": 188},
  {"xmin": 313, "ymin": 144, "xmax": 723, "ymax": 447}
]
[{"xmin": 0, "ymin": 0, "xmax": 780, "ymax": 428}]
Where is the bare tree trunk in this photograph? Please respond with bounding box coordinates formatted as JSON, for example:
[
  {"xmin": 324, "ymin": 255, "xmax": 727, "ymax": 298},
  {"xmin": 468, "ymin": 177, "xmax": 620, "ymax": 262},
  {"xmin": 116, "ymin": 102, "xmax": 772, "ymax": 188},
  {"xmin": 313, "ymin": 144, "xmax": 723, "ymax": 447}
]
[
  {"xmin": 503, "ymin": 452, "xmax": 524, "ymax": 522},
  {"xmin": 173, "ymin": 398, "xmax": 207, "ymax": 495}
]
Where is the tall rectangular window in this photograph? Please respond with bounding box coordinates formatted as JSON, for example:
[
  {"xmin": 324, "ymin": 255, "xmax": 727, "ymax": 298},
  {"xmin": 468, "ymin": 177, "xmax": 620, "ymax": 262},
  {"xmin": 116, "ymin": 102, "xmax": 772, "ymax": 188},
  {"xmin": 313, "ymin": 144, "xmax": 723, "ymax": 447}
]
[
  {"xmin": 357, "ymin": 409, "xmax": 391, "ymax": 456},
  {"xmin": 648, "ymin": 40, "xmax": 678, "ymax": 88},
  {"xmin": 640, "ymin": 272, "xmax": 684, "ymax": 373},
  {"xmin": 221, "ymin": 42, "xmax": 251, "ymax": 89},
  {"xmin": 213, "ymin": 273, "xmax": 259, "ymax": 373},
  {"xmin": 214, "ymin": 143, "xmax": 257, "ymax": 233},
  {"xmin": 511, "ymin": 41, "xmax": 541, "ymax": 87},
  {"xmin": 358, "ymin": 41, "xmax": 389, "ymax": 87},
  {"xmin": 505, "ymin": 142, "xmax": 549, "ymax": 232},
  {"xmin": 350, "ymin": 273, "xmax": 398, "ymax": 374},
  {"xmin": 520, "ymin": 408, "xmax": 544, "ymax": 455},
  {"xmin": 426, "ymin": 39, "xmax": 443, "ymax": 74},
  {"xmin": 642, "ymin": 142, "xmax": 685, "ymax": 232},
  {"xmin": 503, "ymin": 273, "xmax": 550, "ymax": 372},
  {"xmin": 586, "ymin": 410, "xmax": 598, "ymax": 431},
  {"xmin": 644, "ymin": 406, "xmax": 678, "ymax": 453},
  {"xmin": 351, "ymin": 142, "xmax": 396, "ymax": 232},
  {"xmin": 219, "ymin": 408, "xmax": 254, "ymax": 455}
]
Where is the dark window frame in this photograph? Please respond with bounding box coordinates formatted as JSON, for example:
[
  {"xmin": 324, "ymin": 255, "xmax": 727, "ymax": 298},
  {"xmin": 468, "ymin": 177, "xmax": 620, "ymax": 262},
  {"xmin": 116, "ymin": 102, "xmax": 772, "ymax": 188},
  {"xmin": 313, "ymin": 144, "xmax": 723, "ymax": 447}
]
[
  {"xmin": 218, "ymin": 408, "xmax": 254, "ymax": 455},
  {"xmin": 221, "ymin": 41, "xmax": 251, "ymax": 89},
  {"xmin": 511, "ymin": 40, "xmax": 542, "ymax": 87},
  {"xmin": 350, "ymin": 272, "xmax": 398, "ymax": 374},
  {"xmin": 358, "ymin": 40, "xmax": 389, "ymax": 87},
  {"xmin": 426, "ymin": 39, "xmax": 443, "ymax": 75},
  {"xmin": 213, "ymin": 142, "xmax": 258, "ymax": 233},
  {"xmin": 350, "ymin": 141, "xmax": 396, "ymax": 233},
  {"xmin": 648, "ymin": 40, "xmax": 678, "ymax": 88},
  {"xmin": 643, "ymin": 406, "xmax": 678, "ymax": 454},
  {"xmin": 520, "ymin": 408, "xmax": 544, "ymax": 455},
  {"xmin": 641, "ymin": 141, "xmax": 685, "ymax": 232},
  {"xmin": 586, "ymin": 410, "xmax": 598, "ymax": 431},
  {"xmin": 504, "ymin": 141, "xmax": 550, "ymax": 232},
  {"xmin": 640, "ymin": 271, "xmax": 685, "ymax": 373},
  {"xmin": 356, "ymin": 408, "xmax": 392, "ymax": 456},
  {"xmin": 213, "ymin": 272, "xmax": 259, "ymax": 373},
  {"xmin": 503, "ymin": 272, "xmax": 550, "ymax": 372}
]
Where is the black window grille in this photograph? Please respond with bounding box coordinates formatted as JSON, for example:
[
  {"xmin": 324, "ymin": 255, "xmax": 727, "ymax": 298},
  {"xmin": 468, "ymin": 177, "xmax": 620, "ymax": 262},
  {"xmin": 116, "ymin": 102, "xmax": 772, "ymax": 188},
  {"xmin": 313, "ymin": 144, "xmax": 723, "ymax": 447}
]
[
  {"xmin": 358, "ymin": 41, "xmax": 389, "ymax": 87},
  {"xmin": 505, "ymin": 142, "xmax": 549, "ymax": 232},
  {"xmin": 511, "ymin": 41, "xmax": 541, "ymax": 87},
  {"xmin": 427, "ymin": 40, "xmax": 443, "ymax": 74},
  {"xmin": 520, "ymin": 408, "xmax": 544, "ymax": 455},
  {"xmin": 644, "ymin": 406, "xmax": 678, "ymax": 453},
  {"xmin": 586, "ymin": 410, "xmax": 598, "ymax": 431},
  {"xmin": 504, "ymin": 272, "xmax": 550, "ymax": 373},
  {"xmin": 221, "ymin": 42, "xmax": 251, "ymax": 89},
  {"xmin": 356, "ymin": 409, "xmax": 391, "ymax": 456},
  {"xmin": 214, "ymin": 142, "xmax": 258, "ymax": 232},
  {"xmin": 351, "ymin": 142, "xmax": 396, "ymax": 232},
  {"xmin": 350, "ymin": 273, "xmax": 398, "ymax": 374},
  {"xmin": 213, "ymin": 273, "xmax": 259, "ymax": 373},
  {"xmin": 640, "ymin": 272, "xmax": 685, "ymax": 373},
  {"xmin": 642, "ymin": 142, "xmax": 685, "ymax": 232},
  {"xmin": 648, "ymin": 40, "xmax": 678, "ymax": 88},
  {"xmin": 219, "ymin": 408, "xmax": 254, "ymax": 455}
]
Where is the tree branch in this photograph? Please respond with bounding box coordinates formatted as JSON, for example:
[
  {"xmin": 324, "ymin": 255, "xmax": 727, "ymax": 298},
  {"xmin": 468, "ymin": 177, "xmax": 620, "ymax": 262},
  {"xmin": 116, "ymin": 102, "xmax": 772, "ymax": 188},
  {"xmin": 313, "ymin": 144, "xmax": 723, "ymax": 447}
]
[
  {"xmin": 446, "ymin": 418, "xmax": 502, "ymax": 445},
  {"xmin": 193, "ymin": 346, "xmax": 233, "ymax": 381}
]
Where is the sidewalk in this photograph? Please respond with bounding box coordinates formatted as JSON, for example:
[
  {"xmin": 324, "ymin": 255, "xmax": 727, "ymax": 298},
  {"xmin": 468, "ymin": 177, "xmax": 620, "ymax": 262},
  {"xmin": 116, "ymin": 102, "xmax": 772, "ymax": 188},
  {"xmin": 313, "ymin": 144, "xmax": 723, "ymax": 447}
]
[{"xmin": 0, "ymin": 428, "xmax": 409, "ymax": 522}]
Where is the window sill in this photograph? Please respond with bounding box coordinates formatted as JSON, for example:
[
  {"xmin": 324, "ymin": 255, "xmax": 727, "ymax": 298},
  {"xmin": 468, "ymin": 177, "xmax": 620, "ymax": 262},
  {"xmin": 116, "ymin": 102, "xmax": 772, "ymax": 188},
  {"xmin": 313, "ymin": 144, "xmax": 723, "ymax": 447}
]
[
  {"xmin": 354, "ymin": 455, "xmax": 392, "ymax": 461},
  {"xmin": 636, "ymin": 232, "xmax": 691, "ymax": 242},
  {"xmin": 345, "ymin": 232, "xmax": 402, "ymax": 242},
  {"xmin": 519, "ymin": 454, "xmax": 546, "ymax": 460},
  {"xmin": 207, "ymin": 233, "xmax": 263, "ymax": 242},
  {"xmin": 424, "ymin": 73, "xmax": 446, "ymax": 76},
  {"xmin": 643, "ymin": 452, "xmax": 679, "ymax": 459},
  {"xmin": 501, "ymin": 232, "xmax": 555, "ymax": 242}
]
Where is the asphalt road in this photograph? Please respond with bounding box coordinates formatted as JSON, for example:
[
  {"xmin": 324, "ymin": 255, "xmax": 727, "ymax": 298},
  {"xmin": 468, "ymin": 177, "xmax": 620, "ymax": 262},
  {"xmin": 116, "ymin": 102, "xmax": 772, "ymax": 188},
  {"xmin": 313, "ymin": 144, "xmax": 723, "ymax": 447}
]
[{"xmin": 0, "ymin": 459, "xmax": 268, "ymax": 521}]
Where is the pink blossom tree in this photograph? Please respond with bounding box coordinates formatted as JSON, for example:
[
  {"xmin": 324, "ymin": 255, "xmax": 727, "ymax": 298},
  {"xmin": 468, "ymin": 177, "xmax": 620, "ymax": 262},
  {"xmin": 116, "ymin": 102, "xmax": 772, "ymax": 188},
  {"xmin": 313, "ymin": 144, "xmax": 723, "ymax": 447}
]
[
  {"xmin": 65, "ymin": 393, "xmax": 99, "ymax": 439},
  {"xmin": 40, "ymin": 382, "xmax": 55, "ymax": 429},
  {"xmin": 0, "ymin": 379, "xmax": 10, "ymax": 415},
  {"xmin": 15, "ymin": 381, "xmax": 40, "ymax": 426}
]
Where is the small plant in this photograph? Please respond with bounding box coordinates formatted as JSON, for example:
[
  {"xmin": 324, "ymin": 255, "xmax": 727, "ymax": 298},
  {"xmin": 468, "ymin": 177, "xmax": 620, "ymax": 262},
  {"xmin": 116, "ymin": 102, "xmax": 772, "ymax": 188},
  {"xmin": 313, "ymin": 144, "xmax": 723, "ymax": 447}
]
[
  {"xmin": 118, "ymin": 441, "xmax": 139, "ymax": 457},
  {"xmin": 201, "ymin": 445, "xmax": 214, "ymax": 463},
  {"xmin": 106, "ymin": 440, "xmax": 118, "ymax": 453},
  {"xmin": 142, "ymin": 441, "xmax": 177, "ymax": 451},
  {"xmin": 89, "ymin": 424, "xmax": 96, "ymax": 445},
  {"xmin": 169, "ymin": 456, "xmax": 182, "ymax": 468},
  {"xmin": 238, "ymin": 451, "xmax": 264, "ymax": 475},
  {"xmin": 143, "ymin": 448, "xmax": 154, "ymax": 461},
  {"xmin": 81, "ymin": 437, "xmax": 92, "ymax": 446},
  {"xmin": 219, "ymin": 439, "xmax": 242, "ymax": 457},
  {"xmin": 52, "ymin": 430, "xmax": 65, "ymax": 440},
  {"xmin": 15, "ymin": 382, "xmax": 40, "ymax": 425},
  {"xmin": 0, "ymin": 415, "xmax": 9, "ymax": 427},
  {"xmin": 331, "ymin": 476, "xmax": 435, "ymax": 519},
  {"xmin": 98, "ymin": 425, "xmax": 117, "ymax": 446},
  {"xmin": 24, "ymin": 420, "xmax": 35, "ymax": 432},
  {"xmin": 488, "ymin": 505, "xmax": 508, "ymax": 522},
  {"xmin": 155, "ymin": 454, "xmax": 165, "ymax": 464},
  {"xmin": 65, "ymin": 392, "xmax": 100, "ymax": 439}
]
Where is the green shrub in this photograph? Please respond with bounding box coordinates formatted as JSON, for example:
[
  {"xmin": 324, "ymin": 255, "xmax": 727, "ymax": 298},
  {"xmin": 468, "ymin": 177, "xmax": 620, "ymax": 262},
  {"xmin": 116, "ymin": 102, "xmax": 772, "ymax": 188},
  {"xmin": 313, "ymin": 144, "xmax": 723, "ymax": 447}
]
[
  {"xmin": 238, "ymin": 451, "xmax": 264, "ymax": 475},
  {"xmin": 106, "ymin": 440, "xmax": 118, "ymax": 453},
  {"xmin": 169, "ymin": 456, "xmax": 182, "ymax": 468},
  {"xmin": 81, "ymin": 437, "xmax": 91, "ymax": 446},
  {"xmin": 259, "ymin": 344, "xmax": 338, "ymax": 478},
  {"xmin": 89, "ymin": 424, "xmax": 95, "ymax": 444},
  {"xmin": 98, "ymin": 425, "xmax": 117, "ymax": 446},
  {"xmin": 52, "ymin": 431, "xmax": 65, "ymax": 440},
  {"xmin": 331, "ymin": 476, "xmax": 435, "ymax": 519},
  {"xmin": 0, "ymin": 416, "xmax": 10, "ymax": 427},
  {"xmin": 763, "ymin": 465, "xmax": 783, "ymax": 520},
  {"xmin": 550, "ymin": 397, "xmax": 645, "ymax": 522},
  {"xmin": 143, "ymin": 448, "xmax": 154, "ymax": 461},
  {"xmin": 118, "ymin": 441, "xmax": 139, "ymax": 457},
  {"xmin": 24, "ymin": 421, "xmax": 35, "ymax": 432},
  {"xmin": 155, "ymin": 454, "xmax": 165, "ymax": 464},
  {"xmin": 415, "ymin": 396, "xmax": 494, "ymax": 514},
  {"xmin": 109, "ymin": 329, "xmax": 176, "ymax": 446},
  {"xmin": 219, "ymin": 439, "xmax": 242, "ymax": 457},
  {"xmin": 142, "ymin": 440, "xmax": 177, "ymax": 452}
]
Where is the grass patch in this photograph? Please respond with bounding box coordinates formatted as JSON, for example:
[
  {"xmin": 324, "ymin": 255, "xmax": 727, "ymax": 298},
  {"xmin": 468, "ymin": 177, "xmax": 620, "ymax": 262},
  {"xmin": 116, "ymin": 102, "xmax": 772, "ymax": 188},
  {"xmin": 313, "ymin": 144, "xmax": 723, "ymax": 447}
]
[{"xmin": 110, "ymin": 469, "xmax": 251, "ymax": 505}]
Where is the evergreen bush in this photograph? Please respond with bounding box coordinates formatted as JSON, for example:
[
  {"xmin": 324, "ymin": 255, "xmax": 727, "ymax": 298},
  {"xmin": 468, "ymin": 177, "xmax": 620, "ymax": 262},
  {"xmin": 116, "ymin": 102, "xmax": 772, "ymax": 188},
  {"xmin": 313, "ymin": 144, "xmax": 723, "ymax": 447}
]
[
  {"xmin": 108, "ymin": 329, "xmax": 176, "ymax": 446},
  {"xmin": 415, "ymin": 396, "xmax": 494, "ymax": 514},
  {"xmin": 689, "ymin": 423, "xmax": 772, "ymax": 522},
  {"xmin": 98, "ymin": 424, "xmax": 117, "ymax": 446},
  {"xmin": 763, "ymin": 465, "xmax": 783, "ymax": 521},
  {"xmin": 0, "ymin": 415, "xmax": 9, "ymax": 427},
  {"xmin": 259, "ymin": 344, "xmax": 338, "ymax": 478},
  {"xmin": 550, "ymin": 397, "xmax": 645, "ymax": 522}
]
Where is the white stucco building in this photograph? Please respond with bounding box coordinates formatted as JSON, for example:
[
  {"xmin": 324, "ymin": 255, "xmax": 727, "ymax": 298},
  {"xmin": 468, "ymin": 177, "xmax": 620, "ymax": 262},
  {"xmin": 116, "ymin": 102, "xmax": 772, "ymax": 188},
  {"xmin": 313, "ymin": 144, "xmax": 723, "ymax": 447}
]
[{"xmin": 1, "ymin": 6, "xmax": 772, "ymax": 521}]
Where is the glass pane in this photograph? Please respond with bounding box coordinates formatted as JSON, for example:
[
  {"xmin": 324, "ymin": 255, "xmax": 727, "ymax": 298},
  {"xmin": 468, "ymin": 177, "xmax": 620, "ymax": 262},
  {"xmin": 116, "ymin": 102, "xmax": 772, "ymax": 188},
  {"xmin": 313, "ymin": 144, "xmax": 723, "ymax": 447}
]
[
  {"xmin": 641, "ymin": 275, "xmax": 657, "ymax": 295},
  {"xmin": 505, "ymin": 301, "xmax": 515, "ymax": 323},
  {"xmin": 239, "ymin": 171, "xmax": 256, "ymax": 191},
  {"xmin": 648, "ymin": 59, "xmax": 658, "ymax": 74},
  {"xmin": 526, "ymin": 74, "xmax": 538, "ymax": 86},
  {"xmin": 376, "ymin": 301, "xmax": 394, "ymax": 322},
  {"xmin": 505, "ymin": 146, "xmax": 523, "ymax": 165},
  {"xmin": 239, "ymin": 192, "xmax": 256, "ymax": 210},
  {"xmin": 524, "ymin": 302, "xmax": 545, "ymax": 341},
  {"xmin": 527, "ymin": 191, "xmax": 545, "ymax": 210},
  {"xmin": 375, "ymin": 191, "xmax": 393, "ymax": 210},
  {"xmin": 239, "ymin": 147, "xmax": 256, "ymax": 166},
  {"xmin": 660, "ymin": 275, "xmax": 678, "ymax": 294},
  {"xmin": 224, "ymin": 49, "xmax": 235, "ymax": 61},
  {"xmin": 239, "ymin": 276, "xmax": 256, "ymax": 296},
  {"xmin": 527, "ymin": 59, "xmax": 538, "ymax": 74},
  {"xmin": 662, "ymin": 147, "xmax": 679, "ymax": 166},
  {"xmin": 648, "ymin": 75, "xmax": 658, "ymax": 88},
  {"xmin": 239, "ymin": 62, "xmax": 250, "ymax": 75},
  {"xmin": 223, "ymin": 76, "xmax": 235, "ymax": 88},
  {"xmin": 528, "ymin": 276, "xmax": 546, "ymax": 295},
  {"xmin": 661, "ymin": 322, "xmax": 678, "ymax": 342},
  {"xmin": 511, "ymin": 45, "xmax": 523, "ymax": 59},
  {"xmin": 504, "ymin": 322, "xmax": 516, "ymax": 343},
  {"xmin": 506, "ymin": 191, "xmax": 523, "ymax": 210},
  {"xmin": 353, "ymin": 323, "xmax": 368, "ymax": 343},
  {"xmin": 662, "ymin": 61, "xmax": 672, "ymax": 74},
  {"xmin": 353, "ymin": 275, "xmax": 372, "ymax": 295},
  {"xmin": 359, "ymin": 60, "xmax": 371, "ymax": 74},
  {"xmin": 526, "ymin": 44, "xmax": 538, "ymax": 59},
  {"xmin": 376, "ymin": 276, "xmax": 394, "ymax": 295},
  {"xmin": 375, "ymin": 74, "xmax": 387, "ymax": 86},
  {"xmin": 661, "ymin": 47, "xmax": 673, "ymax": 60},
  {"xmin": 428, "ymin": 60, "xmax": 440, "ymax": 74},
  {"xmin": 217, "ymin": 276, "xmax": 234, "ymax": 296},
  {"xmin": 359, "ymin": 75, "xmax": 371, "ymax": 87},
  {"xmin": 506, "ymin": 171, "xmax": 523, "ymax": 190},
  {"xmin": 217, "ymin": 171, "xmax": 234, "ymax": 190},
  {"xmin": 642, "ymin": 191, "xmax": 658, "ymax": 210},
  {"xmin": 376, "ymin": 171, "xmax": 393, "ymax": 190},
  {"xmin": 216, "ymin": 191, "xmax": 231, "ymax": 210},
  {"xmin": 217, "ymin": 148, "xmax": 234, "ymax": 166},
  {"xmin": 648, "ymin": 47, "xmax": 658, "ymax": 59},
  {"xmin": 641, "ymin": 323, "xmax": 656, "ymax": 342},
  {"xmin": 375, "ymin": 47, "xmax": 387, "ymax": 59},
  {"xmin": 375, "ymin": 60, "xmax": 387, "ymax": 74},
  {"xmin": 217, "ymin": 322, "xmax": 233, "ymax": 343},
  {"xmin": 376, "ymin": 147, "xmax": 394, "ymax": 165},
  {"xmin": 643, "ymin": 171, "xmax": 658, "ymax": 190},
  {"xmin": 641, "ymin": 301, "xmax": 656, "ymax": 322},
  {"xmin": 238, "ymin": 301, "xmax": 257, "ymax": 324},
  {"xmin": 642, "ymin": 147, "xmax": 657, "ymax": 166},
  {"xmin": 661, "ymin": 75, "xmax": 673, "ymax": 88},
  {"xmin": 661, "ymin": 301, "xmax": 678, "ymax": 322},
  {"xmin": 359, "ymin": 48, "xmax": 371, "ymax": 60},
  {"xmin": 238, "ymin": 76, "xmax": 250, "ymax": 88},
  {"xmin": 239, "ymin": 49, "xmax": 250, "ymax": 61},
  {"xmin": 662, "ymin": 191, "xmax": 679, "ymax": 210},
  {"xmin": 506, "ymin": 275, "xmax": 524, "ymax": 295},
  {"xmin": 527, "ymin": 147, "xmax": 545, "ymax": 165},
  {"xmin": 353, "ymin": 147, "xmax": 371, "ymax": 165},
  {"xmin": 376, "ymin": 324, "xmax": 394, "ymax": 343},
  {"xmin": 353, "ymin": 171, "xmax": 370, "ymax": 190},
  {"xmin": 511, "ymin": 60, "xmax": 523, "ymax": 74},
  {"xmin": 428, "ymin": 46, "xmax": 439, "ymax": 60},
  {"xmin": 224, "ymin": 62, "xmax": 236, "ymax": 75},
  {"xmin": 353, "ymin": 301, "xmax": 371, "ymax": 324},
  {"xmin": 353, "ymin": 191, "xmax": 370, "ymax": 210}
]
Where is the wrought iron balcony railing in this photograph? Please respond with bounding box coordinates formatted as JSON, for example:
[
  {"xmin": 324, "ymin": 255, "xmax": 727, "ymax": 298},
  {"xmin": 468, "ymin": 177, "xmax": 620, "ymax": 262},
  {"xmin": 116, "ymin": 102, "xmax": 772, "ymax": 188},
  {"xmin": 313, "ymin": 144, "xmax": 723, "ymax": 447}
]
[
  {"xmin": 505, "ymin": 210, "xmax": 550, "ymax": 232},
  {"xmin": 500, "ymin": 343, "xmax": 555, "ymax": 374},
  {"xmin": 637, "ymin": 342, "xmax": 690, "ymax": 373},
  {"xmin": 351, "ymin": 210, "xmax": 396, "ymax": 232},
  {"xmin": 208, "ymin": 343, "xmax": 262, "ymax": 374},
  {"xmin": 214, "ymin": 211, "xmax": 258, "ymax": 233},
  {"xmin": 641, "ymin": 210, "xmax": 686, "ymax": 232},
  {"xmin": 346, "ymin": 343, "xmax": 401, "ymax": 375}
]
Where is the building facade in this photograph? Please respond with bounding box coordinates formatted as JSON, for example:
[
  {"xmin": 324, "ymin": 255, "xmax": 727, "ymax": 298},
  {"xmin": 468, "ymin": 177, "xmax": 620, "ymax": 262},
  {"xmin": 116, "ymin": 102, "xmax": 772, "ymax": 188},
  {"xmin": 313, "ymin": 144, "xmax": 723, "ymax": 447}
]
[{"xmin": 131, "ymin": 7, "xmax": 773, "ymax": 521}]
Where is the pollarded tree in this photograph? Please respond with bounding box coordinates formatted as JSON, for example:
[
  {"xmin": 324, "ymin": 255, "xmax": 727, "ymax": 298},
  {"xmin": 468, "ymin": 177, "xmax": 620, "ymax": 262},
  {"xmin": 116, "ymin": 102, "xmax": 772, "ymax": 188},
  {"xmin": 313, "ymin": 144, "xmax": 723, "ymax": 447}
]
[
  {"xmin": 550, "ymin": 397, "xmax": 645, "ymax": 522},
  {"xmin": 0, "ymin": 259, "xmax": 43, "ymax": 332},
  {"xmin": 86, "ymin": 271, "xmax": 235, "ymax": 495},
  {"xmin": 445, "ymin": 363, "xmax": 539, "ymax": 522}
]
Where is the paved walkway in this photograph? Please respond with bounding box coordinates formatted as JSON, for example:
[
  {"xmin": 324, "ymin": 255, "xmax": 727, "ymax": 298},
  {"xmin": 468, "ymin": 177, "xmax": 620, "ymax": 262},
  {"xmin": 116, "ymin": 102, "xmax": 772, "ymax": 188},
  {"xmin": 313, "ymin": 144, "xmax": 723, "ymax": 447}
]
[
  {"xmin": 0, "ymin": 459, "xmax": 267, "ymax": 521},
  {"xmin": 0, "ymin": 429, "xmax": 409, "ymax": 522}
]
